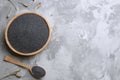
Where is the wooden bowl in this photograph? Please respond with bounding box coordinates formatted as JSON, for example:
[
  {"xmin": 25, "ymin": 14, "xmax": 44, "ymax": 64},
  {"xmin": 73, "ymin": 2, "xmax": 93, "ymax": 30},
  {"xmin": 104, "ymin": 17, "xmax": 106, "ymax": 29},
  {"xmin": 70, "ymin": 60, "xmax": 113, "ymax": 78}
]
[{"xmin": 5, "ymin": 12, "xmax": 51, "ymax": 56}]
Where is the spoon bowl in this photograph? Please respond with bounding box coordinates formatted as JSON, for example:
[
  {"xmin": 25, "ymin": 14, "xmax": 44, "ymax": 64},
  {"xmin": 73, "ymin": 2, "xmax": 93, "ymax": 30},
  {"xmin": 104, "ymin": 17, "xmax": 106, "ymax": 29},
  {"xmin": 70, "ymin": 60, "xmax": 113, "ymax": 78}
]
[{"xmin": 30, "ymin": 66, "xmax": 46, "ymax": 79}]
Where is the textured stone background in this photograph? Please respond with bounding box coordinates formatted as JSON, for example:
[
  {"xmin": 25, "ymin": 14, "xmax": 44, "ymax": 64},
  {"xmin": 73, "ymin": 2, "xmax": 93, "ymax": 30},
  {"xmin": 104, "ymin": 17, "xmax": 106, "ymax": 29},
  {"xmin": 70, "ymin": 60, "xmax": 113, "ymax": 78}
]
[{"xmin": 0, "ymin": 0, "xmax": 120, "ymax": 80}]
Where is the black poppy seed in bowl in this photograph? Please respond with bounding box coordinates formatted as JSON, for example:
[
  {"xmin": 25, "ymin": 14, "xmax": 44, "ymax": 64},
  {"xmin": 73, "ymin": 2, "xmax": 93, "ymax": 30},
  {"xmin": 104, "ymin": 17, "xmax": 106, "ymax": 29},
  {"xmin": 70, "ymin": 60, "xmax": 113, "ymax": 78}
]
[
  {"xmin": 31, "ymin": 66, "xmax": 46, "ymax": 79},
  {"xmin": 5, "ymin": 12, "xmax": 50, "ymax": 56}
]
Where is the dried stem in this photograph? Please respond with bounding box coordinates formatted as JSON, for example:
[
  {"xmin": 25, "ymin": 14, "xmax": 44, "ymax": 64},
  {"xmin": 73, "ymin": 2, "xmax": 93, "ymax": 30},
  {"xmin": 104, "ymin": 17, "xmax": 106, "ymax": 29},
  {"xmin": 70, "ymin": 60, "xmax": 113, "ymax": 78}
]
[
  {"xmin": 36, "ymin": 2, "xmax": 41, "ymax": 9},
  {"xmin": 8, "ymin": 0, "xmax": 18, "ymax": 10},
  {"xmin": 6, "ymin": 7, "xmax": 11, "ymax": 19},
  {"xmin": 18, "ymin": 2, "xmax": 28, "ymax": 7}
]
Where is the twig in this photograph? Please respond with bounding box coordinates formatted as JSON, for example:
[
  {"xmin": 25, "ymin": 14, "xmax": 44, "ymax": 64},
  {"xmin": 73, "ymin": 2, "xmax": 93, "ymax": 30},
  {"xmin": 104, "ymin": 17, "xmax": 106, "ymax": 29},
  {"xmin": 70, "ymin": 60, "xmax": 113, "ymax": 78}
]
[
  {"xmin": 6, "ymin": 7, "xmax": 12, "ymax": 19},
  {"xmin": 0, "ymin": 69, "xmax": 21, "ymax": 80},
  {"xmin": 36, "ymin": 2, "xmax": 41, "ymax": 9},
  {"xmin": 18, "ymin": 2, "xmax": 28, "ymax": 7},
  {"xmin": 8, "ymin": 0, "xmax": 18, "ymax": 10}
]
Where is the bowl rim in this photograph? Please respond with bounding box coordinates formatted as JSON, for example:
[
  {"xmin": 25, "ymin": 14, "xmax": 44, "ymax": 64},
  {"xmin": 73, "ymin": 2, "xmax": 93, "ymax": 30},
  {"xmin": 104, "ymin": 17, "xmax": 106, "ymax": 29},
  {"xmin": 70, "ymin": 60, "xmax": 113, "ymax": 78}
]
[{"xmin": 5, "ymin": 11, "xmax": 51, "ymax": 56}]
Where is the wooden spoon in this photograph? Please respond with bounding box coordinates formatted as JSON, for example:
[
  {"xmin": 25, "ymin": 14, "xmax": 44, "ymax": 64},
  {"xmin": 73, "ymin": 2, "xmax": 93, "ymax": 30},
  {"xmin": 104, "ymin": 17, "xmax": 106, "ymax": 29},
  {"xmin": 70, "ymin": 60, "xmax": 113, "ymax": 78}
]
[{"xmin": 4, "ymin": 56, "xmax": 46, "ymax": 79}]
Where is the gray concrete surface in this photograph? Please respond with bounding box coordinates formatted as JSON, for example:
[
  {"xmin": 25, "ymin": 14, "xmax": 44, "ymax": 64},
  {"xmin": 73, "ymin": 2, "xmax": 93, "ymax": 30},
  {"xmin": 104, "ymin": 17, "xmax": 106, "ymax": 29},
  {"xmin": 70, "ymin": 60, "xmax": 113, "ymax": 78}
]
[{"xmin": 0, "ymin": 0, "xmax": 120, "ymax": 80}]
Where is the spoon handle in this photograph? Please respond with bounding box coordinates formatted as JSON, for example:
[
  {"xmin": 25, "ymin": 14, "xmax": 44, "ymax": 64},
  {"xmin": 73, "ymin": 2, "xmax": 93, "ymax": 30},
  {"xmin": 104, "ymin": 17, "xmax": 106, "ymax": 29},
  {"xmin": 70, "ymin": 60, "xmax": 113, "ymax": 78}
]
[{"xmin": 4, "ymin": 56, "xmax": 32, "ymax": 70}]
